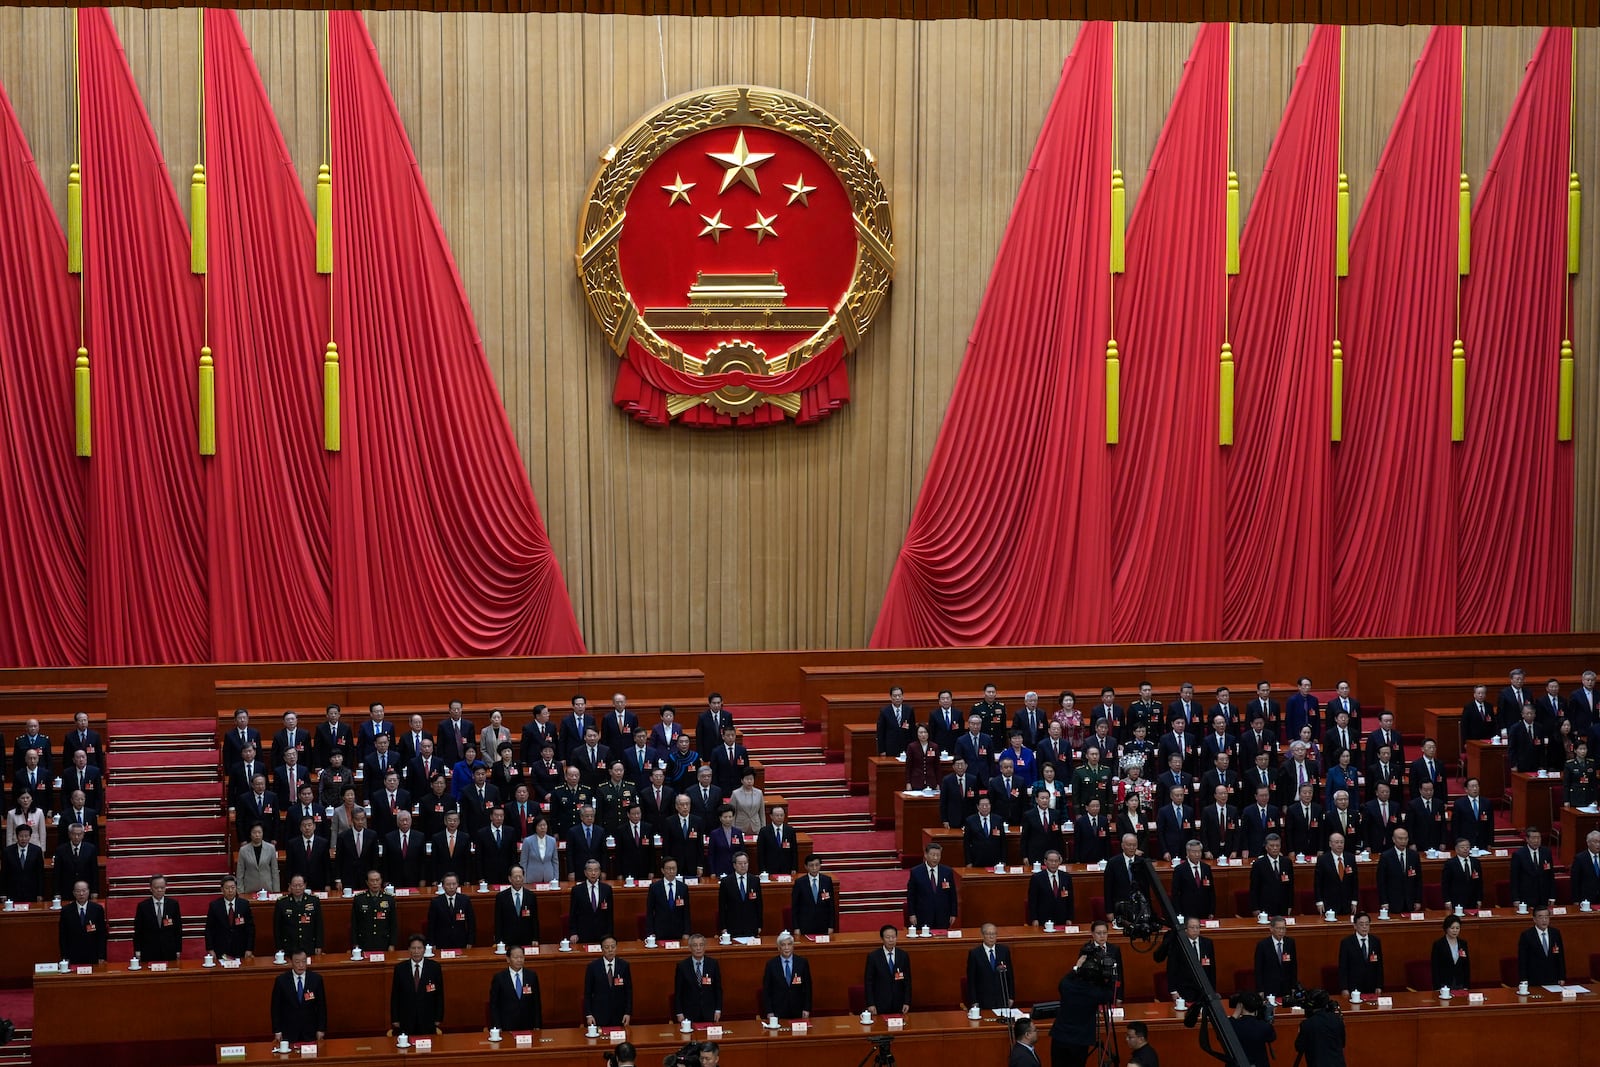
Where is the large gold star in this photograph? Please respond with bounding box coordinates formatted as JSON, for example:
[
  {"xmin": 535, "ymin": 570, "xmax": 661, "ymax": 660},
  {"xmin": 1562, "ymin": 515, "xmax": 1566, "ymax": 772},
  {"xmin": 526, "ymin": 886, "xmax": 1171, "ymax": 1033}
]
[
  {"xmin": 661, "ymin": 173, "xmax": 695, "ymax": 206},
  {"xmin": 745, "ymin": 210, "xmax": 779, "ymax": 244},
  {"xmin": 698, "ymin": 211, "xmax": 732, "ymax": 242},
  {"xmin": 706, "ymin": 132, "xmax": 775, "ymax": 195},
  {"xmin": 784, "ymin": 175, "xmax": 818, "ymax": 207}
]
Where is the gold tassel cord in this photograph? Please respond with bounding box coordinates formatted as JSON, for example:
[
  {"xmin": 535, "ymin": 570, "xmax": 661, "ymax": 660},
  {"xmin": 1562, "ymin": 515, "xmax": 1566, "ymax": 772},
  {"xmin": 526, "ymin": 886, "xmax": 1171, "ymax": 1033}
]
[
  {"xmin": 1335, "ymin": 173, "xmax": 1350, "ymax": 278},
  {"xmin": 67, "ymin": 164, "xmax": 83, "ymax": 274},
  {"xmin": 1457, "ymin": 174, "xmax": 1471, "ymax": 276},
  {"xmin": 1225, "ymin": 172, "xmax": 1240, "ymax": 276},
  {"xmin": 1330, "ymin": 340, "xmax": 1344, "ymax": 443},
  {"xmin": 1558, "ymin": 339, "xmax": 1573, "ymax": 442},
  {"xmin": 1450, "ymin": 339, "xmax": 1466, "ymax": 442},
  {"xmin": 198, "ymin": 346, "xmax": 216, "ymax": 455},
  {"xmin": 191, "ymin": 165, "xmax": 206, "ymax": 275},
  {"xmin": 1219, "ymin": 342, "xmax": 1234, "ymax": 446},
  {"xmin": 1105, "ymin": 339, "xmax": 1120, "ymax": 446},
  {"xmin": 1110, "ymin": 169, "xmax": 1125, "ymax": 274},
  {"xmin": 74, "ymin": 347, "xmax": 90, "ymax": 457},
  {"xmin": 316, "ymin": 164, "xmax": 333, "ymax": 275},
  {"xmin": 1570, "ymin": 174, "xmax": 1582, "ymax": 276},
  {"xmin": 324, "ymin": 341, "xmax": 340, "ymax": 452}
]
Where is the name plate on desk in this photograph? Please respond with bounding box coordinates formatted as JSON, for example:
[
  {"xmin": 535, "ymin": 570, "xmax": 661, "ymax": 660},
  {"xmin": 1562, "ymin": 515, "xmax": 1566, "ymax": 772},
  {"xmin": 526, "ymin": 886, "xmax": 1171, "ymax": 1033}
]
[
  {"xmin": 395, "ymin": 889, "xmax": 413, "ymax": 896},
  {"xmin": 607, "ymin": 1031, "xmax": 626, "ymax": 1043},
  {"xmin": 1562, "ymin": 989, "xmax": 1578, "ymax": 999},
  {"xmin": 706, "ymin": 1026, "xmax": 724, "ymax": 1040},
  {"xmin": 1494, "ymin": 850, "xmax": 1509, "ymax": 857},
  {"xmin": 439, "ymin": 950, "xmax": 461, "ymax": 960},
  {"xmin": 150, "ymin": 962, "xmax": 169, "ymax": 971},
  {"xmin": 221, "ymin": 959, "xmax": 242, "ymax": 969},
  {"xmin": 219, "ymin": 1046, "xmax": 247, "ymax": 1059},
  {"xmin": 585, "ymin": 944, "xmax": 602, "ymax": 953},
  {"xmin": 33, "ymin": 963, "xmax": 60, "ymax": 974},
  {"xmin": 1468, "ymin": 993, "xmax": 1485, "ymax": 1003},
  {"xmin": 368, "ymin": 953, "xmax": 385, "ymax": 963},
  {"xmin": 775, "ymin": 875, "xmax": 793, "ymax": 883},
  {"xmin": 525, "ymin": 945, "xmax": 539, "ymax": 955},
  {"xmin": 946, "ymin": 930, "xmax": 963, "ymax": 938},
  {"xmin": 1110, "ymin": 1008, "xmax": 1124, "ymax": 1020},
  {"xmin": 662, "ymin": 941, "xmax": 681, "ymax": 950},
  {"xmin": 791, "ymin": 1021, "xmax": 809, "ymax": 1034},
  {"xmin": 1552, "ymin": 907, "xmax": 1569, "ymax": 915},
  {"xmin": 75, "ymin": 966, "xmax": 93, "ymax": 975},
  {"xmin": 1408, "ymin": 913, "xmax": 1425, "ymax": 921},
  {"xmin": 886, "ymin": 1017, "xmax": 905, "ymax": 1030},
  {"xmin": 813, "ymin": 935, "xmax": 830, "ymax": 943},
  {"xmin": 1376, "ymin": 997, "xmax": 1393, "ymax": 1008},
  {"xmin": 10, "ymin": 903, "xmax": 28, "ymax": 912},
  {"xmin": 299, "ymin": 1044, "xmax": 318, "ymax": 1057},
  {"xmin": 1203, "ymin": 921, "xmax": 1221, "ymax": 929},
  {"xmin": 412, "ymin": 1039, "xmax": 432, "ymax": 1051},
  {"xmin": 515, "ymin": 1036, "xmax": 534, "ymax": 1048},
  {"xmin": 1283, "ymin": 918, "xmax": 1296, "ymax": 926}
]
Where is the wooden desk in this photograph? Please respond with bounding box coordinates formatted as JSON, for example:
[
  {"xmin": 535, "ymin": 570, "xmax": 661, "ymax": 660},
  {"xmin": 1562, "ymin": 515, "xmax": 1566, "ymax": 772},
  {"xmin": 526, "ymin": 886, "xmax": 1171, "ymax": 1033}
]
[
  {"xmin": 1422, "ymin": 708, "xmax": 1461, "ymax": 771},
  {"xmin": 1560, "ymin": 805, "xmax": 1600, "ymax": 859},
  {"xmin": 1466, "ymin": 740, "xmax": 1508, "ymax": 799},
  {"xmin": 893, "ymin": 793, "xmax": 943, "ymax": 863},
  {"xmin": 844, "ymin": 724, "xmax": 877, "ymax": 786},
  {"xmin": 1511, "ymin": 772, "xmax": 1561, "ymax": 835}
]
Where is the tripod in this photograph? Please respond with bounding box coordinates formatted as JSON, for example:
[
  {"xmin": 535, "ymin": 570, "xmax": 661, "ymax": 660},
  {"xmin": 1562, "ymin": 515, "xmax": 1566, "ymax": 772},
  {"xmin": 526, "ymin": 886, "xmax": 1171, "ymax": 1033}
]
[
  {"xmin": 853, "ymin": 1036, "xmax": 895, "ymax": 1067},
  {"xmin": 1090, "ymin": 1002, "xmax": 1122, "ymax": 1067}
]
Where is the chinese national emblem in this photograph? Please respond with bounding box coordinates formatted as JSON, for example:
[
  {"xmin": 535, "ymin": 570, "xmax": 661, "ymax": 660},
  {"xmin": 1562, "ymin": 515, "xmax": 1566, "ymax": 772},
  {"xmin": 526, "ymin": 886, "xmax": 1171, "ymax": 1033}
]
[{"xmin": 577, "ymin": 86, "xmax": 894, "ymax": 427}]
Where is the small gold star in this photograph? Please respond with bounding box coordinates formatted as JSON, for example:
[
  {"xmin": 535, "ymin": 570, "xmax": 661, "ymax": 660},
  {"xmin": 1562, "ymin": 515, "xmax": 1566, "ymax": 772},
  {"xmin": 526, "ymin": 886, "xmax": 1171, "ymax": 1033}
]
[
  {"xmin": 698, "ymin": 211, "xmax": 732, "ymax": 242},
  {"xmin": 745, "ymin": 210, "xmax": 779, "ymax": 244},
  {"xmin": 662, "ymin": 173, "xmax": 696, "ymax": 206},
  {"xmin": 706, "ymin": 131, "xmax": 776, "ymax": 195},
  {"xmin": 784, "ymin": 175, "xmax": 818, "ymax": 207}
]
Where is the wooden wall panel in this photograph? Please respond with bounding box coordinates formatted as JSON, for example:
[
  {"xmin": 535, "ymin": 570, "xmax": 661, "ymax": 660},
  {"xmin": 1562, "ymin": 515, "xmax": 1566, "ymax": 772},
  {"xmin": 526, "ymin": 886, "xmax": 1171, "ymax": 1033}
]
[{"xmin": 0, "ymin": 13, "xmax": 1592, "ymax": 650}]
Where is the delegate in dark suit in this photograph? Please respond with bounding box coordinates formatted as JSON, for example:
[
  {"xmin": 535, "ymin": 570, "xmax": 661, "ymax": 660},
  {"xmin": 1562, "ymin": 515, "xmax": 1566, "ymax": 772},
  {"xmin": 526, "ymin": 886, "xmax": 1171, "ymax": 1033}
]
[
  {"xmin": 1376, "ymin": 847, "xmax": 1422, "ymax": 912},
  {"xmin": 762, "ymin": 951, "xmax": 812, "ymax": 1018},
  {"xmin": 390, "ymin": 956, "xmax": 446, "ymax": 1035},
  {"xmin": 905, "ymin": 862, "xmax": 958, "ymax": 928},
  {"xmin": 1510, "ymin": 846, "xmax": 1557, "ymax": 906},
  {"xmin": 53, "ymin": 840, "xmax": 97, "ymax": 899},
  {"xmin": 426, "ymin": 892, "xmax": 477, "ymax": 949},
  {"xmin": 58, "ymin": 899, "xmax": 108, "ymax": 964},
  {"xmin": 1171, "ymin": 861, "xmax": 1216, "ymax": 920},
  {"xmin": 474, "ymin": 824, "xmax": 518, "ymax": 886},
  {"xmin": 494, "ymin": 885, "xmax": 540, "ymax": 947},
  {"xmin": 646, "ymin": 875, "xmax": 694, "ymax": 940},
  {"xmin": 1571, "ymin": 847, "xmax": 1600, "ymax": 905},
  {"xmin": 383, "ymin": 828, "xmax": 426, "ymax": 888},
  {"xmin": 334, "ymin": 827, "xmax": 380, "ymax": 891},
  {"xmin": 863, "ymin": 946, "xmax": 912, "ymax": 1014},
  {"xmin": 1253, "ymin": 933, "xmax": 1298, "ymax": 996},
  {"xmin": 205, "ymin": 895, "xmax": 256, "ymax": 959},
  {"xmin": 1026, "ymin": 867, "xmax": 1074, "ymax": 926},
  {"xmin": 271, "ymin": 967, "xmax": 328, "ymax": 1042},
  {"xmin": 876, "ymin": 704, "xmax": 916, "ymax": 757},
  {"xmin": 663, "ymin": 813, "xmax": 705, "ymax": 876},
  {"xmin": 132, "ymin": 895, "xmax": 183, "ymax": 961},
  {"xmin": 1517, "ymin": 925, "xmax": 1566, "ymax": 985},
  {"xmin": 1314, "ymin": 851, "xmax": 1360, "ymax": 914},
  {"xmin": 790, "ymin": 872, "xmax": 836, "ymax": 935},
  {"xmin": 965, "ymin": 942, "xmax": 1014, "ymax": 1009},
  {"xmin": 1337, "ymin": 932, "xmax": 1384, "ymax": 993},
  {"xmin": 717, "ymin": 873, "xmax": 763, "ymax": 936},
  {"xmin": 963, "ymin": 812, "xmax": 1005, "ymax": 868},
  {"xmin": 1154, "ymin": 930, "xmax": 1215, "ymax": 1001},
  {"xmin": 582, "ymin": 956, "xmax": 632, "ymax": 1026},
  {"xmin": 1440, "ymin": 855, "xmax": 1484, "ymax": 910},
  {"xmin": 1450, "ymin": 795, "xmax": 1494, "ymax": 849},
  {"xmin": 673, "ymin": 955, "xmax": 723, "ymax": 1022},
  {"xmin": 1102, "ymin": 852, "xmax": 1146, "ymax": 917},
  {"xmin": 1248, "ymin": 853, "xmax": 1294, "ymax": 917},
  {"xmin": 569, "ymin": 879, "xmax": 615, "ymax": 943},
  {"xmin": 939, "ymin": 770, "xmax": 980, "ymax": 828},
  {"xmin": 488, "ymin": 965, "xmax": 543, "ymax": 1030},
  {"xmin": 756, "ymin": 821, "xmax": 799, "ymax": 874},
  {"xmin": 1431, "ymin": 936, "xmax": 1471, "ymax": 990}
]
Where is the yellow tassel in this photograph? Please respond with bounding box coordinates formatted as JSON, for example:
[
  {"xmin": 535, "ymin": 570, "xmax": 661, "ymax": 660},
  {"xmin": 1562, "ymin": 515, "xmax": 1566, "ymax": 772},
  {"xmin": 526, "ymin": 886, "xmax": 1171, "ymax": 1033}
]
[
  {"xmin": 1225, "ymin": 172, "xmax": 1240, "ymax": 276},
  {"xmin": 1458, "ymin": 174, "xmax": 1471, "ymax": 276},
  {"xmin": 1335, "ymin": 173, "xmax": 1350, "ymax": 278},
  {"xmin": 323, "ymin": 341, "xmax": 340, "ymax": 451},
  {"xmin": 1110, "ymin": 169, "xmax": 1126, "ymax": 274},
  {"xmin": 1219, "ymin": 341, "xmax": 1235, "ymax": 446},
  {"xmin": 190, "ymin": 165, "xmax": 207, "ymax": 275},
  {"xmin": 1330, "ymin": 339, "xmax": 1344, "ymax": 443},
  {"xmin": 67, "ymin": 164, "xmax": 82, "ymax": 275},
  {"xmin": 316, "ymin": 164, "xmax": 333, "ymax": 275},
  {"xmin": 1451, "ymin": 338, "xmax": 1466, "ymax": 442},
  {"xmin": 1558, "ymin": 339, "xmax": 1574, "ymax": 442},
  {"xmin": 74, "ymin": 347, "xmax": 90, "ymax": 458},
  {"xmin": 198, "ymin": 346, "xmax": 215, "ymax": 456},
  {"xmin": 1105, "ymin": 338, "xmax": 1120, "ymax": 446},
  {"xmin": 1569, "ymin": 173, "xmax": 1581, "ymax": 276}
]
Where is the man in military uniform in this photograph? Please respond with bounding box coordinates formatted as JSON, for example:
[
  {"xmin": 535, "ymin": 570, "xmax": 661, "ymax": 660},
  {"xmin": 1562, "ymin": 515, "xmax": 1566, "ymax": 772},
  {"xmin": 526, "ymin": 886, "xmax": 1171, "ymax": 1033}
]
[
  {"xmin": 350, "ymin": 869, "xmax": 398, "ymax": 952},
  {"xmin": 547, "ymin": 765, "xmax": 593, "ymax": 837},
  {"xmin": 595, "ymin": 761, "xmax": 641, "ymax": 839},
  {"xmin": 274, "ymin": 874, "xmax": 325, "ymax": 957},
  {"xmin": 1072, "ymin": 746, "xmax": 1114, "ymax": 814},
  {"xmin": 1566, "ymin": 739, "xmax": 1597, "ymax": 809},
  {"xmin": 972, "ymin": 685, "xmax": 1007, "ymax": 738},
  {"xmin": 1128, "ymin": 682, "xmax": 1164, "ymax": 739}
]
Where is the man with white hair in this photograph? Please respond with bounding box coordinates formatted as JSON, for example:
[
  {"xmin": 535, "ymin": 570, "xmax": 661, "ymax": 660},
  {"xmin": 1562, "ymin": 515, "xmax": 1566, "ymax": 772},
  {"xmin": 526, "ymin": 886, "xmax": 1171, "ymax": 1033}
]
[
  {"xmin": 1011, "ymin": 692, "xmax": 1044, "ymax": 749},
  {"xmin": 1276, "ymin": 742, "xmax": 1318, "ymax": 806},
  {"xmin": 761, "ymin": 931, "xmax": 813, "ymax": 1020}
]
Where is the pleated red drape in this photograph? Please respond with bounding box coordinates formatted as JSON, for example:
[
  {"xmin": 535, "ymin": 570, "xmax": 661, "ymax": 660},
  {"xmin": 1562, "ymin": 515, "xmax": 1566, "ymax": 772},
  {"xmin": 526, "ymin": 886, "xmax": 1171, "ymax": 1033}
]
[
  {"xmin": 1110, "ymin": 23, "xmax": 1229, "ymax": 643},
  {"xmin": 1331, "ymin": 26, "xmax": 1461, "ymax": 638},
  {"xmin": 0, "ymin": 78, "xmax": 87, "ymax": 667},
  {"xmin": 1221, "ymin": 26, "xmax": 1341, "ymax": 640},
  {"xmin": 1455, "ymin": 28, "xmax": 1574, "ymax": 633},
  {"xmin": 869, "ymin": 22, "xmax": 1113, "ymax": 648},
  {"xmin": 79, "ymin": 8, "xmax": 209, "ymax": 664},
  {"xmin": 328, "ymin": 11, "xmax": 585, "ymax": 657},
  {"xmin": 203, "ymin": 9, "xmax": 334, "ymax": 662}
]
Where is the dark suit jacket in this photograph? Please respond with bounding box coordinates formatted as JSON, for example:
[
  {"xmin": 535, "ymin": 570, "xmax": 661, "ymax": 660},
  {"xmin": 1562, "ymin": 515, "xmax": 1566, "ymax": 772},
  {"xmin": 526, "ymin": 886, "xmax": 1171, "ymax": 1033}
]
[
  {"xmin": 640, "ymin": 786, "xmax": 677, "ymax": 828},
  {"xmin": 954, "ymin": 732, "xmax": 995, "ymax": 777},
  {"xmin": 565, "ymin": 823, "xmax": 608, "ymax": 879},
  {"xmin": 205, "ymin": 896, "xmax": 256, "ymax": 959},
  {"xmin": 1102, "ymin": 853, "xmax": 1146, "ymax": 915},
  {"xmin": 433, "ymin": 718, "xmax": 476, "ymax": 767},
  {"xmin": 1253, "ymin": 935, "xmax": 1299, "ymax": 996},
  {"xmin": 222, "ymin": 727, "xmax": 261, "ymax": 772},
  {"xmin": 963, "ymin": 813, "xmax": 1005, "ymax": 868},
  {"xmin": 1336, "ymin": 934, "xmax": 1384, "ymax": 993},
  {"xmin": 663, "ymin": 814, "xmax": 705, "ymax": 876},
  {"xmin": 1405, "ymin": 796, "xmax": 1448, "ymax": 851},
  {"xmin": 717, "ymin": 873, "xmax": 763, "ymax": 936},
  {"xmin": 965, "ymin": 943, "xmax": 1014, "ymax": 1008},
  {"xmin": 383, "ymin": 829, "xmax": 426, "ymax": 888},
  {"xmin": 314, "ymin": 722, "xmax": 356, "ymax": 769},
  {"xmin": 488, "ymin": 967, "xmax": 543, "ymax": 1030},
  {"xmin": 1570, "ymin": 849, "xmax": 1600, "ymax": 904},
  {"xmin": 1498, "ymin": 686, "xmax": 1532, "ymax": 730},
  {"xmin": 1430, "ymin": 937, "xmax": 1471, "ymax": 990},
  {"xmin": 1510, "ymin": 846, "xmax": 1556, "ymax": 905},
  {"xmin": 1313, "ymin": 852, "xmax": 1360, "ymax": 913},
  {"xmin": 334, "ymin": 827, "xmax": 381, "ymax": 890},
  {"xmin": 600, "ymin": 712, "xmax": 641, "ymax": 753},
  {"xmin": 1460, "ymin": 700, "xmax": 1496, "ymax": 744},
  {"xmin": 429, "ymin": 831, "xmax": 473, "ymax": 885},
  {"xmin": 695, "ymin": 710, "xmax": 734, "ymax": 755},
  {"xmin": 876, "ymin": 705, "xmax": 916, "ymax": 757},
  {"xmin": 790, "ymin": 873, "xmax": 836, "ymax": 935},
  {"xmin": 494, "ymin": 887, "xmax": 540, "ymax": 947},
  {"xmin": 1376, "ymin": 847, "xmax": 1422, "ymax": 912},
  {"xmin": 426, "ymin": 894, "xmax": 477, "ymax": 948},
  {"xmin": 1507, "ymin": 720, "xmax": 1548, "ymax": 773},
  {"xmin": 1019, "ymin": 807, "xmax": 1065, "ymax": 864},
  {"xmin": 674, "ymin": 955, "xmax": 723, "ymax": 1021},
  {"xmin": 1073, "ymin": 814, "xmax": 1111, "ymax": 865},
  {"xmin": 762, "ymin": 953, "xmax": 813, "ymax": 1018},
  {"xmin": 1155, "ymin": 803, "xmax": 1194, "ymax": 859},
  {"xmin": 1517, "ymin": 926, "xmax": 1566, "ymax": 985},
  {"xmin": 1284, "ymin": 802, "xmax": 1323, "ymax": 855},
  {"xmin": 53, "ymin": 840, "xmax": 97, "ymax": 898},
  {"xmin": 1025, "ymin": 868, "xmax": 1074, "ymax": 925},
  {"xmin": 905, "ymin": 863, "xmax": 958, "ymax": 928},
  {"xmin": 863, "ymin": 947, "xmax": 912, "ymax": 1013},
  {"xmin": 646, "ymin": 877, "xmax": 694, "ymax": 940},
  {"xmin": 271, "ymin": 968, "xmax": 328, "ymax": 1041},
  {"xmin": 1171, "ymin": 861, "xmax": 1216, "ymax": 920},
  {"xmin": 236, "ymin": 789, "xmax": 281, "ymax": 841},
  {"xmin": 390, "ymin": 957, "xmax": 445, "ymax": 1035},
  {"xmin": 685, "ymin": 784, "xmax": 723, "ymax": 823},
  {"xmin": 1248, "ymin": 854, "xmax": 1295, "ymax": 917},
  {"xmin": 1198, "ymin": 804, "xmax": 1238, "ymax": 858},
  {"xmin": 284, "ymin": 834, "xmax": 332, "ymax": 892},
  {"xmin": 756, "ymin": 823, "xmax": 798, "ymax": 874},
  {"xmin": 58, "ymin": 899, "xmax": 108, "ymax": 964},
  {"xmin": 520, "ymin": 721, "xmax": 559, "ymax": 767},
  {"xmin": 568, "ymin": 880, "xmax": 615, "ymax": 943},
  {"xmin": 1154, "ymin": 932, "xmax": 1215, "ymax": 1000},
  {"xmin": 132, "ymin": 896, "xmax": 183, "ymax": 961},
  {"xmin": 1440, "ymin": 855, "xmax": 1484, "ymax": 909},
  {"xmin": 1450, "ymin": 795, "xmax": 1493, "ymax": 850},
  {"xmin": 940, "ymin": 771, "xmax": 981, "ymax": 828},
  {"xmin": 582, "ymin": 957, "xmax": 632, "ymax": 1025}
]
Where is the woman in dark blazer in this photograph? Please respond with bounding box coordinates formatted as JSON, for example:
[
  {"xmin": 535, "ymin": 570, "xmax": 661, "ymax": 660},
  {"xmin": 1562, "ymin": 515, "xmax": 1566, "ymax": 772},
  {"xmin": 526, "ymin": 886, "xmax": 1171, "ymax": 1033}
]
[
  {"xmin": 904, "ymin": 725, "xmax": 943, "ymax": 792},
  {"xmin": 1429, "ymin": 915, "xmax": 1471, "ymax": 990}
]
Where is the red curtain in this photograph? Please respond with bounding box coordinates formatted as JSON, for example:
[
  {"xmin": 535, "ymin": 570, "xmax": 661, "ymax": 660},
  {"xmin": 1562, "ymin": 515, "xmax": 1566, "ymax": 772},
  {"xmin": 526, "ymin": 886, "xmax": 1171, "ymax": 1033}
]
[
  {"xmin": 1455, "ymin": 29, "xmax": 1574, "ymax": 633},
  {"xmin": 1331, "ymin": 26, "xmax": 1462, "ymax": 637},
  {"xmin": 328, "ymin": 11, "xmax": 585, "ymax": 657},
  {"xmin": 1221, "ymin": 27, "xmax": 1341, "ymax": 640},
  {"xmin": 79, "ymin": 8, "xmax": 209, "ymax": 665},
  {"xmin": 203, "ymin": 9, "xmax": 334, "ymax": 662},
  {"xmin": 1110, "ymin": 24, "xmax": 1230, "ymax": 642},
  {"xmin": 0, "ymin": 78, "xmax": 87, "ymax": 667},
  {"xmin": 870, "ymin": 22, "xmax": 1113, "ymax": 648}
]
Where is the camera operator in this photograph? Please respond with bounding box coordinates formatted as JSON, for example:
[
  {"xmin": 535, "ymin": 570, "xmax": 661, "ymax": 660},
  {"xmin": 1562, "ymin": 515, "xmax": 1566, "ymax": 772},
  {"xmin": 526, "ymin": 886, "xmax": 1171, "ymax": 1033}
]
[
  {"xmin": 1049, "ymin": 952, "xmax": 1116, "ymax": 1067},
  {"xmin": 1125, "ymin": 1021, "xmax": 1158, "ymax": 1067},
  {"xmin": 1226, "ymin": 992, "xmax": 1276, "ymax": 1067},
  {"xmin": 1291, "ymin": 991, "xmax": 1346, "ymax": 1067}
]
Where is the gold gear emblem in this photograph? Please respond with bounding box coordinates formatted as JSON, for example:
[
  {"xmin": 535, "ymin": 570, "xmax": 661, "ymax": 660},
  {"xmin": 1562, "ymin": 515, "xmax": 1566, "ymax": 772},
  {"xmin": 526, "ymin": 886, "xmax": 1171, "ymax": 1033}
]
[{"xmin": 575, "ymin": 86, "xmax": 894, "ymax": 424}]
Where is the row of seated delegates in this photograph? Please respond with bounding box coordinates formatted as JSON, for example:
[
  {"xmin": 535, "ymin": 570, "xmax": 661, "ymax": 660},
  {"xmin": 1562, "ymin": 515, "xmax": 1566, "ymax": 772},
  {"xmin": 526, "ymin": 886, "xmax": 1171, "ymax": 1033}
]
[
  {"xmin": 1459, "ymin": 669, "xmax": 1600, "ymax": 743},
  {"xmin": 3, "ymin": 712, "xmax": 108, "ymax": 787}
]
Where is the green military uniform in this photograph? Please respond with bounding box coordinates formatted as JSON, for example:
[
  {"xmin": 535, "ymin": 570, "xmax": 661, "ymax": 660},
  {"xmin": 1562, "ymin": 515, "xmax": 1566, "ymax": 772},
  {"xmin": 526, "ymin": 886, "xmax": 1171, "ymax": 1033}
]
[
  {"xmin": 349, "ymin": 890, "xmax": 398, "ymax": 952},
  {"xmin": 971, "ymin": 700, "xmax": 1007, "ymax": 737},
  {"xmin": 274, "ymin": 892, "xmax": 325, "ymax": 955},
  {"xmin": 546, "ymin": 784, "xmax": 592, "ymax": 835},
  {"xmin": 1072, "ymin": 762, "xmax": 1113, "ymax": 812},
  {"xmin": 594, "ymin": 781, "xmax": 640, "ymax": 837},
  {"xmin": 1566, "ymin": 757, "xmax": 1597, "ymax": 808}
]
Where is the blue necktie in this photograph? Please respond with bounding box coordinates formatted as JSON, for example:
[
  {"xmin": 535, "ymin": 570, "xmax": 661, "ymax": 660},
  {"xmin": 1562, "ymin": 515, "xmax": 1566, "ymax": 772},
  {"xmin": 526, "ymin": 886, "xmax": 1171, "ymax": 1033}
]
[
  {"xmin": 513, "ymin": 971, "xmax": 522, "ymax": 997},
  {"xmin": 784, "ymin": 957, "xmax": 792, "ymax": 983}
]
